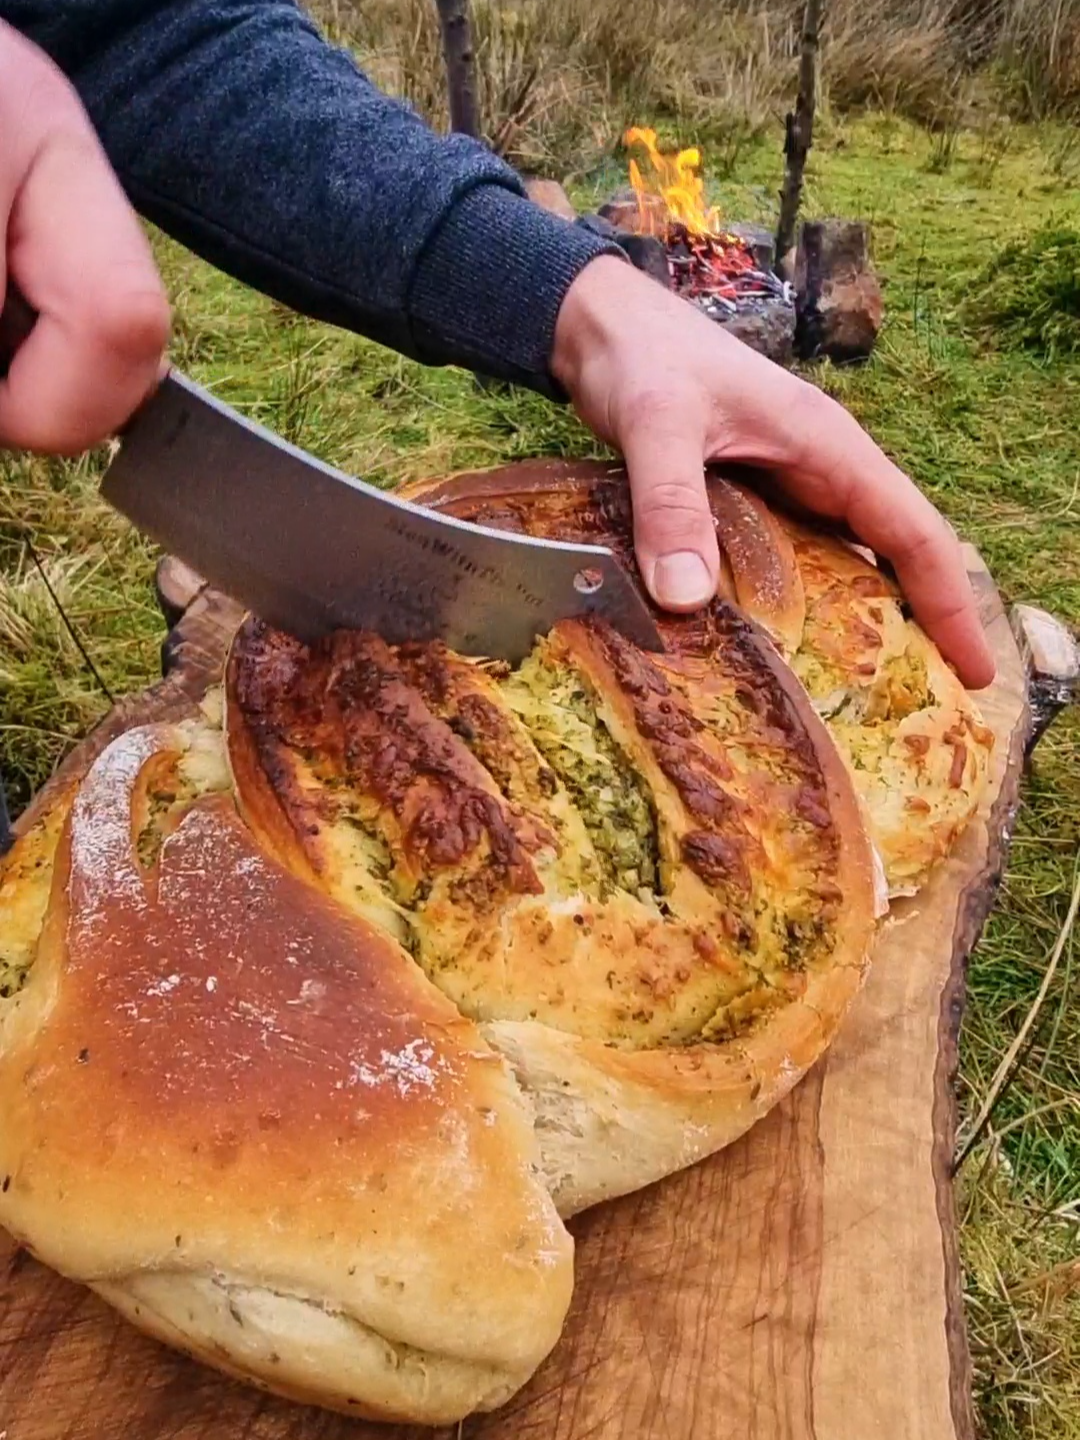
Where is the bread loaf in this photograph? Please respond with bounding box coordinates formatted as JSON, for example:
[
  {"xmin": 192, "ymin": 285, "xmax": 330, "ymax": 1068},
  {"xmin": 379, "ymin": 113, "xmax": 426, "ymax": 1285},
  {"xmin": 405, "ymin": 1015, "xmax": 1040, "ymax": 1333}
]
[{"xmin": 0, "ymin": 459, "xmax": 989, "ymax": 1424}]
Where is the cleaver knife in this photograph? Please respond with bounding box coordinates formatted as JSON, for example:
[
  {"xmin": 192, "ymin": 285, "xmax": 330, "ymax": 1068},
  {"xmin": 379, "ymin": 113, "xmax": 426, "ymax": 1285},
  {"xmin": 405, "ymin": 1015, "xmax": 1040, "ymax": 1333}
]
[
  {"xmin": 101, "ymin": 371, "xmax": 664, "ymax": 662},
  {"xmin": 0, "ymin": 284, "xmax": 662, "ymax": 662}
]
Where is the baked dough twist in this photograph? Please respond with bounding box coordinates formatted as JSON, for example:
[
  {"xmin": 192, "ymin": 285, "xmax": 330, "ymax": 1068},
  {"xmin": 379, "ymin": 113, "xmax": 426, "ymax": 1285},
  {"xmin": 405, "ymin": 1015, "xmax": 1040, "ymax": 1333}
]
[{"xmin": 0, "ymin": 461, "xmax": 988, "ymax": 1423}]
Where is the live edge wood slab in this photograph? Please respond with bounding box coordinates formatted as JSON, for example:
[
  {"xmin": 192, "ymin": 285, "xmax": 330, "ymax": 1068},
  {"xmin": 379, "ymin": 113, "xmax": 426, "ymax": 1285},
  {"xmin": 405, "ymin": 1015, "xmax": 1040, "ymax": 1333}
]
[{"xmin": 2, "ymin": 540, "xmax": 1076, "ymax": 1440}]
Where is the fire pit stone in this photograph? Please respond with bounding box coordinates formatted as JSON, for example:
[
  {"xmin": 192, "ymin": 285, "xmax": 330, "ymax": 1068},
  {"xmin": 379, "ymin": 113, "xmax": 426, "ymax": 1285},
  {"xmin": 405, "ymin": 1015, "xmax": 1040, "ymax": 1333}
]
[
  {"xmin": 522, "ymin": 177, "xmax": 577, "ymax": 223},
  {"xmin": 720, "ymin": 301, "xmax": 798, "ymax": 367},
  {"xmin": 597, "ymin": 188, "xmax": 664, "ymax": 235},
  {"xmin": 574, "ymin": 213, "xmax": 671, "ymax": 290},
  {"xmin": 728, "ymin": 223, "xmax": 776, "ymax": 274},
  {"xmin": 794, "ymin": 219, "xmax": 883, "ymax": 366}
]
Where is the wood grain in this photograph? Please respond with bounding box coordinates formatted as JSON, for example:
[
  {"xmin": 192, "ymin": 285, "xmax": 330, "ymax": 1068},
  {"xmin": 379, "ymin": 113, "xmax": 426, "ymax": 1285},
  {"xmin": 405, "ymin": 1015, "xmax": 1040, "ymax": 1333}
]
[{"xmin": 0, "ymin": 548, "xmax": 1029, "ymax": 1440}]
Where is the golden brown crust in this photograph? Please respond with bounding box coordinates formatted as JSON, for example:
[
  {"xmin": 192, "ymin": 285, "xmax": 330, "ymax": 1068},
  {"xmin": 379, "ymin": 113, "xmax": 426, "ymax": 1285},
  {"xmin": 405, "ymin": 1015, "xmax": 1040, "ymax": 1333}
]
[
  {"xmin": 413, "ymin": 461, "xmax": 991, "ymax": 898},
  {"xmin": 226, "ymin": 464, "xmax": 879, "ymax": 1213},
  {"xmin": 228, "ymin": 628, "xmax": 548, "ymax": 898},
  {"xmin": 0, "ymin": 724, "xmax": 572, "ymax": 1423},
  {"xmin": 701, "ymin": 478, "xmax": 805, "ymax": 654},
  {"xmin": 777, "ymin": 517, "xmax": 994, "ymax": 894}
]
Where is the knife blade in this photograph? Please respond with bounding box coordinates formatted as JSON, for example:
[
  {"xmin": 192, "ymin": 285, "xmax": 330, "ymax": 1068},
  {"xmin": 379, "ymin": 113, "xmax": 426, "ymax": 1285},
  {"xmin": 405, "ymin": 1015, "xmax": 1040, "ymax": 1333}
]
[{"xmin": 99, "ymin": 371, "xmax": 663, "ymax": 661}]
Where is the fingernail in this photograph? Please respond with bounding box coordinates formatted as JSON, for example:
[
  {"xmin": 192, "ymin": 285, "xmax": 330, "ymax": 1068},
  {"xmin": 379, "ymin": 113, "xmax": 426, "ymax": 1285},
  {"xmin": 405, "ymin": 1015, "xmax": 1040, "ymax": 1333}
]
[{"xmin": 651, "ymin": 552, "xmax": 713, "ymax": 609}]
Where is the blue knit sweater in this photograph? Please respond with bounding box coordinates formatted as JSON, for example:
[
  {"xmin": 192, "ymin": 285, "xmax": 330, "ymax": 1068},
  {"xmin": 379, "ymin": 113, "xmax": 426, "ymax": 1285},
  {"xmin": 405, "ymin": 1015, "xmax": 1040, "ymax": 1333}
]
[{"xmin": 2, "ymin": 0, "xmax": 620, "ymax": 396}]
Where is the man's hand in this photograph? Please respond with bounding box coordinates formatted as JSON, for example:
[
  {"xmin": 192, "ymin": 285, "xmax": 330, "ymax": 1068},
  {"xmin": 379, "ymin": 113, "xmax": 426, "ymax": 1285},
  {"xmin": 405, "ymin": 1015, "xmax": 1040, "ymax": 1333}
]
[
  {"xmin": 0, "ymin": 22, "xmax": 170, "ymax": 454},
  {"xmin": 552, "ymin": 255, "xmax": 995, "ymax": 690}
]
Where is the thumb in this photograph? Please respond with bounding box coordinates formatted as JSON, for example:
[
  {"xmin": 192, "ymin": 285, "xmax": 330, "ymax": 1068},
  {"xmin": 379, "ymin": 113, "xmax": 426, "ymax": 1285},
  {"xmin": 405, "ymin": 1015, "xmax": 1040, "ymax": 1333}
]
[{"xmin": 619, "ymin": 395, "xmax": 719, "ymax": 612}]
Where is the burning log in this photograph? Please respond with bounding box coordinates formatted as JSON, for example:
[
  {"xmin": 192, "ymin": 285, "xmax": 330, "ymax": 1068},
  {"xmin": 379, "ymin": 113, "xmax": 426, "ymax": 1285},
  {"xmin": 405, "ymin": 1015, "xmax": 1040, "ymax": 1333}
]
[{"xmin": 665, "ymin": 222, "xmax": 790, "ymax": 316}]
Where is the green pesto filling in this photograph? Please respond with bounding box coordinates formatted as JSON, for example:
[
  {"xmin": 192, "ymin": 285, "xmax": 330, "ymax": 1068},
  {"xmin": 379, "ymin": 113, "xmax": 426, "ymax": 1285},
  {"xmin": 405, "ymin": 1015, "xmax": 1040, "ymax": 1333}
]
[
  {"xmin": 136, "ymin": 776, "xmax": 197, "ymax": 868},
  {"xmin": 502, "ymin": 654, "xmax": 659, "ymax": 898}
]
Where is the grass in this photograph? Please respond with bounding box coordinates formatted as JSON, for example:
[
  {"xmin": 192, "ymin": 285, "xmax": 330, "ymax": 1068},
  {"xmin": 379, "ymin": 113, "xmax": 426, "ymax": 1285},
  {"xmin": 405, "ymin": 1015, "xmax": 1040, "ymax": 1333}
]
[
  {"xmin": 965, "ymin": 225, "xmax": 1080, "ymax": 357},
  {"xmin": 1, "ymin": 111, "xmax": 1079, "ymax": 1437}
]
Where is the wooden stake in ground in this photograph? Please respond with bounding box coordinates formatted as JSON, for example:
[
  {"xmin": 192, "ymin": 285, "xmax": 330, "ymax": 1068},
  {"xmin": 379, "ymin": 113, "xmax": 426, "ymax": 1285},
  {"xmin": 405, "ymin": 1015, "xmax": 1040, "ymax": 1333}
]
[
  {"xmin": 434, "ymin": 0, "xmax": 480, "ymax": 138},
  {"xmin": 775, "ymin": 0, "xmax": 822, "ymax": 276}
]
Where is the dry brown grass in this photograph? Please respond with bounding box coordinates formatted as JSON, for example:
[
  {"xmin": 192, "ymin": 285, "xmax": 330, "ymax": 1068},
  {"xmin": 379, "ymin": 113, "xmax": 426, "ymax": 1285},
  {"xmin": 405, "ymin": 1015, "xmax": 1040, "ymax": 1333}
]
[
  {"xmin": 994, "ymin": 0, "xmax": 1080, "ymax": 116},
  {"xmin": 327, "ymin": 0, "xmax": 784, "ymax": 171},
  {"xmin": 317, "ymin": 0, "xmax": 1080, "ymax": 173}
]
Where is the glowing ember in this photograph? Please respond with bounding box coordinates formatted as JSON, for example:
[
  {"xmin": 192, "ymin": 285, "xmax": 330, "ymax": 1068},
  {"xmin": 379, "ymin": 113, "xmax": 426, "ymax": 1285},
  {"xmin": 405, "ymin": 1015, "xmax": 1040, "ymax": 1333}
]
[{"xmin": 624, "ymin": 126, "xmax": 791, "ymax": 319}]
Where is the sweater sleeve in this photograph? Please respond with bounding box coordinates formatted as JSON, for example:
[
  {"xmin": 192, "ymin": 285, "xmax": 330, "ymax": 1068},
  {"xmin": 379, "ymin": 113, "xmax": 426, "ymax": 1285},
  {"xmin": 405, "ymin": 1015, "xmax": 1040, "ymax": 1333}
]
[{"xmin": 1, "ymin": 0, "xmax": 621, "ymax": 395}]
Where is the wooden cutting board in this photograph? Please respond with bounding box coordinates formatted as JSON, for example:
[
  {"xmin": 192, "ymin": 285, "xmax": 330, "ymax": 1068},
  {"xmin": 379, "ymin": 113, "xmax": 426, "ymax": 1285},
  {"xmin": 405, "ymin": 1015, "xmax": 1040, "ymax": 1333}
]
[{"xmin": 0, "ymin": 546, "xmax": 1067, "ymax": 1440}]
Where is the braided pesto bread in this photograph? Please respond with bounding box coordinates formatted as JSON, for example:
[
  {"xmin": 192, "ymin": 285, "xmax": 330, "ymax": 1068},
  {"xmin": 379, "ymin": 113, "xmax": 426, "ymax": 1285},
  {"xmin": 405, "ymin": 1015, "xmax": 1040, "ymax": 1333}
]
[{"xmin": 0, "ymin": 458, "xmax": 989, "ymax": 1425}]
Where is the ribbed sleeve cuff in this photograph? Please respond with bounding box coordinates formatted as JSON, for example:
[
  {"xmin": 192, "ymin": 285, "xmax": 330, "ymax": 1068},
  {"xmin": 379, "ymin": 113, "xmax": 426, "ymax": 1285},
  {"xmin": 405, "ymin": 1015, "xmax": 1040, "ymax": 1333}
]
[{"xmin": 407, "ymin": 183, "xmax": 625, "ymax": 399}]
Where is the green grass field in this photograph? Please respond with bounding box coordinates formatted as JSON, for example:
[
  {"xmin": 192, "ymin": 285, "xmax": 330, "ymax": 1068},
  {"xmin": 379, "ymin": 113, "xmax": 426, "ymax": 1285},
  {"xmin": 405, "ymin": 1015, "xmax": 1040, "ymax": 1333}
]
[{"xmin": 1, "ymin": 114, "xmax": 1078, "ymax": 1436}]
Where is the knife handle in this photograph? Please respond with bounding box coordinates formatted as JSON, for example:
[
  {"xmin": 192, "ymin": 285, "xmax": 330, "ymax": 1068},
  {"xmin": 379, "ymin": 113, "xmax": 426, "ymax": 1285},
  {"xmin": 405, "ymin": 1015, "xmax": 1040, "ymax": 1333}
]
[
  {"xmin": 0, "ymin": 285, "xmax": 38, "ymax": 377},
  {"xmin": 0, "ymin": 286, "xmax": 168, "ymax": 435}
]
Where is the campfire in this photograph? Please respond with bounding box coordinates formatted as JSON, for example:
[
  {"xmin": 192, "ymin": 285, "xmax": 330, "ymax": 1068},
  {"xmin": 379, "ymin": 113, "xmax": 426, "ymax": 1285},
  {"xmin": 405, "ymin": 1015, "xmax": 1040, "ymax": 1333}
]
[
  {"xmin": 527, "ymin": 128, "xmax": 881, "ymax": 367},
  {"xmin": 621, "ymin": 127, "xmax": 793, "ymax": 323},
  {"xmin": 569, "ymin": 127, "xmax": 796, "ymax": 362}
]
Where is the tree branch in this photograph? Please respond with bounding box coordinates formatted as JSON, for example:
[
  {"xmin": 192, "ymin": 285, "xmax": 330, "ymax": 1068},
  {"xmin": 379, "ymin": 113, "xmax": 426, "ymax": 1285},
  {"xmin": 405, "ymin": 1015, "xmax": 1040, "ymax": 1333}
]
[
  {"xmin": 775, "ymin": 0, "xmax": 823, "ymax": 276},
  {"xmin": 434, "ymin": 0, "xmax": 481, "ymax": 138}
]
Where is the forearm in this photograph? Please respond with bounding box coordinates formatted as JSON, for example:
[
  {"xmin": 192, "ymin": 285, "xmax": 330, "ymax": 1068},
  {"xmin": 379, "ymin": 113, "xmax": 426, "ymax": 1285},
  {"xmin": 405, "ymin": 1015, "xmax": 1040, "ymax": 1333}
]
[{"xmin": 2, "ymin": 0, "xmax": 617, "ymax": 394}]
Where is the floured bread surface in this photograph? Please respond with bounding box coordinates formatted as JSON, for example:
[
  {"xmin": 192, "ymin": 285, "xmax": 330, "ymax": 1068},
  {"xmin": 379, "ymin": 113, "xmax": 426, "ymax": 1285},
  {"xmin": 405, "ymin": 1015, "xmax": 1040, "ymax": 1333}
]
[
  {"xmin": 411, "ymin": 460, "xmax": 993, "ymax": 898},
  {"xmin": 0, "ymin": 720, "xmax": 572, "ymax": 1424}
]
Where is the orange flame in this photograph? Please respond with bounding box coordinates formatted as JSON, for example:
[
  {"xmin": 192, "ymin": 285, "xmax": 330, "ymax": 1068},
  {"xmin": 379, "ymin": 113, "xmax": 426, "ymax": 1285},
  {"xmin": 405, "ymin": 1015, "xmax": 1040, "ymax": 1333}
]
[{"xmin": 624, "ymin": 126, "xmax": 724, "ymax": 238}]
